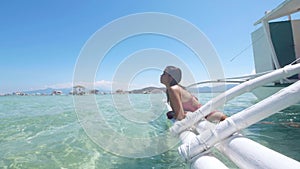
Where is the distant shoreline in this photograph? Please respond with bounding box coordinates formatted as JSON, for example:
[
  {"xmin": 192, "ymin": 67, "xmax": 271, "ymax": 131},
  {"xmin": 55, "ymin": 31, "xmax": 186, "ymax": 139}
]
[{"xmin": 0, "ymin": 84, "xmax": 237, "ymax": 96}]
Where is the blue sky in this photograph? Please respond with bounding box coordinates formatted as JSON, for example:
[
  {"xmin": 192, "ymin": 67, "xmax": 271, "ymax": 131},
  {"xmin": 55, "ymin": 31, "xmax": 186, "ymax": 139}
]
[{"xmin": 0, "ymin": 0, "xmax": 285, "ymax": 93}]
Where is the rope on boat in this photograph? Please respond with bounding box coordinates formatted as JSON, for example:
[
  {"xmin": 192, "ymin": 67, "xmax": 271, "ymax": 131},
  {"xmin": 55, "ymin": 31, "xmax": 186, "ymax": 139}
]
[
  {"xmin": 186, "ymin": 71, "xmax": 273, "ymax": 89},
  {"xmin": 187, "ymin": 58, "xmax": 300, "ymax": 90}
]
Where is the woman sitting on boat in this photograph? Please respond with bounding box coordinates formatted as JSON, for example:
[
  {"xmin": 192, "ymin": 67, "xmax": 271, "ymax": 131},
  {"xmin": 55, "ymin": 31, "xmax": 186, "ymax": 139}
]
[{"xmin": 160, "ymin": 65, "xmax": 227, "ymax": 122}]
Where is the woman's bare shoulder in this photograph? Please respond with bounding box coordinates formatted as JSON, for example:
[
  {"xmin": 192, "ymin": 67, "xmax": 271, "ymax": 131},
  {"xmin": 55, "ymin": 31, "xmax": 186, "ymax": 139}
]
[{"xmin": 169, "ymin": 85, "xmax": 181, "ymax": 93}]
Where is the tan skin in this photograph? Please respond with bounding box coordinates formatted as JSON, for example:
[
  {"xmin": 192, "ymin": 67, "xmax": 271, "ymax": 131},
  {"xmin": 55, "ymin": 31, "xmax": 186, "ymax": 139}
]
[
  {"xmin": 161, "ymin": 71, "xmax": 198, "ymax": 120},
  {"xmin": 161, "ymin": 70, "xmax": 227, "ymax": 121}
]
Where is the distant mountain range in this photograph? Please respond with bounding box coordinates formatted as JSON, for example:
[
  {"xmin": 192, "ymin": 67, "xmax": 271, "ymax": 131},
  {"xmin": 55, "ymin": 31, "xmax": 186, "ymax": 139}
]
[
  {"xmin": 22, "ymin": 84, "xmax": 237, "ymax": 95},
  {"xmin": 113, "ymin": 84, "xmax": 237, "ymax": 94},
  {"xmin": 129, "ymin": 87, "xmax": 163, "ymax": 94},
  {"xmin": 194, "ymin": 84, "xmax": 237, "ymax": 93}
]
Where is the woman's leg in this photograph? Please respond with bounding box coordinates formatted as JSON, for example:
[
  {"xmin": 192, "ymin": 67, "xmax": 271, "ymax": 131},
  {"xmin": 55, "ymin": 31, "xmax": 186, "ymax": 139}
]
[{"xmin": 206, "ymin": 111, "xmax": 227, "ymax": 122}]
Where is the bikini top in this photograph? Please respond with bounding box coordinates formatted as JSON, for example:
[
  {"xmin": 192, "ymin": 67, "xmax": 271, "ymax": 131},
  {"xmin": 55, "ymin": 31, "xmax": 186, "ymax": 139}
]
[{"xmin": 182, "ymin": 96, "xmax": 201, "ymax": 112}]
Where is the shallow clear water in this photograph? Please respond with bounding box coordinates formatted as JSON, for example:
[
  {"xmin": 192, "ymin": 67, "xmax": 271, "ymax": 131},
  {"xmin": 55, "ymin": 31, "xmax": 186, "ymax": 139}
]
[{"xmin": 0, "ymin": 93, "xmax": 299, "ymax": 168}]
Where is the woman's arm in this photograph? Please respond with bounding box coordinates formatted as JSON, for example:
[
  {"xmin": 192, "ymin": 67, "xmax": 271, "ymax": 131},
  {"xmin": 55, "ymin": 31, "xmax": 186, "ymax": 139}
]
[{"xmin": 168, "ymin": 86, "xmax": 185, "ymax": 120}]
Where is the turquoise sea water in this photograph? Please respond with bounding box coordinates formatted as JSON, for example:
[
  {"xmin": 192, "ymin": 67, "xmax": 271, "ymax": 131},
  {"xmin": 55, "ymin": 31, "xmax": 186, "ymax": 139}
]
[{"xmin": 1, "ymin": 93, "xmax": 300, "ymax": 169}]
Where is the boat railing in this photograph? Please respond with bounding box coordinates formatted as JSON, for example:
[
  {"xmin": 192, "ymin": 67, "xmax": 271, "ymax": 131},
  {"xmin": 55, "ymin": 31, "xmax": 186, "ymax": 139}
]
[
  {"xmin": 169, "ymin": 63, "xmax": 300, "ymax": 169},
  {"xmin": 170, "ymin": 63, "xmax": 300, "ymax": 135}
]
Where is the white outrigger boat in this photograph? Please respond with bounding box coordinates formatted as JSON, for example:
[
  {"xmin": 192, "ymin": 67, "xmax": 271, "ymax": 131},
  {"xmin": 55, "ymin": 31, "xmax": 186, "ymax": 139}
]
[
  {"xmin": 169, "ymin": 0, "xmax": 300, "ymax": 168},
  {"xmin": 251, "ymin": 0, "xmax": 300, "ymax": 100}
]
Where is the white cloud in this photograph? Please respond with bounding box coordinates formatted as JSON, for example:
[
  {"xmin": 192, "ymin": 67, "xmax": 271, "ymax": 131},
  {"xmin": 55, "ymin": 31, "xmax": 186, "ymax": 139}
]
[
  {"xmin": 42, "ymin": 80, "xmax": 160, "ymax": 91},
  {"xmin": 94, "ymin": 80, "xmax": 113, "ymax": 89},
  {"xmin": 45, "ymin": 82, "xmax": 73, "ymax": 89},
  {"xmin": 72, "ymin": 80, "xmax": 113, "ymax": 90},
  {"xmin": 42, "ymin": 80, "xmax": 113, "ymax": 90}
]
